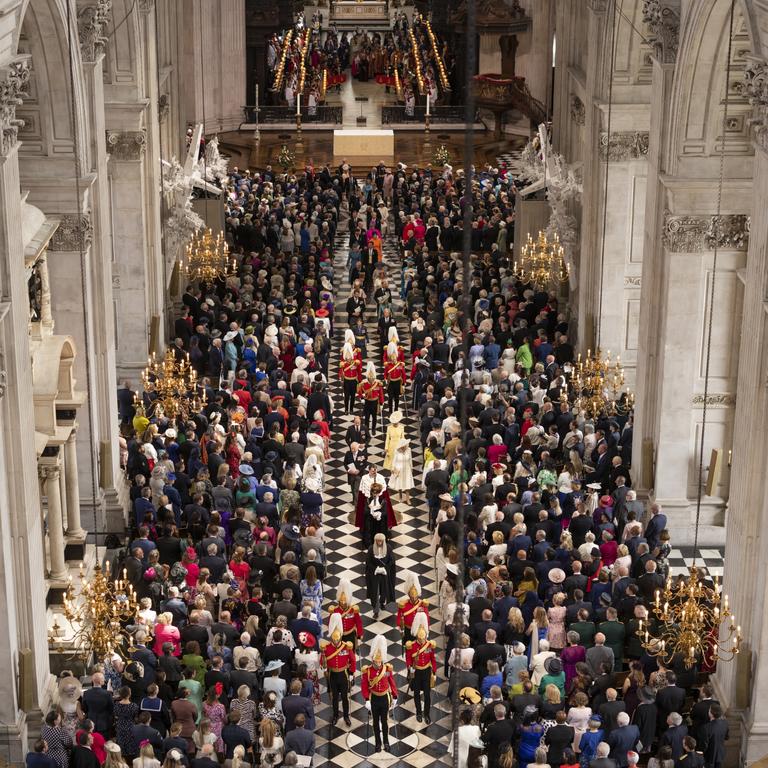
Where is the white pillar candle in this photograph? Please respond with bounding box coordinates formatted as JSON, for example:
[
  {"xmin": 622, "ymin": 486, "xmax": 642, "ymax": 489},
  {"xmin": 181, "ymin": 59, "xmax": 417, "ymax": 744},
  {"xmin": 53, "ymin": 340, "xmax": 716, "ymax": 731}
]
[
  {"xmin": 297, "ymin": 92, "xmax": 301, "ymax": 116},
  {"xmin": 426, "ymin": 93, "xmax": 430, "ymax": 116}
]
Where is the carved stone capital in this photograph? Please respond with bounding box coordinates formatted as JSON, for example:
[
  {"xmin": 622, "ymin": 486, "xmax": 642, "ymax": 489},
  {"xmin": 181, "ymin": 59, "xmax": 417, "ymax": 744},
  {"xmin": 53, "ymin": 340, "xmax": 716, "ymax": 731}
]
[
  {"xmin": 642, "ymin": 0, "xmax": 680, "ymax": 64},
  {"xmin": 599, "ymin": 131, "xmax": 650, "ymax": 161},
  {"xmin": 78, "ymin": 0, "xmax": 112, "ymax": 63},
  {"xmin": 570, "ymin": 95, "xmax": 585, "ymax": 126},
  {"xmin": 0, "ymin": 55, "xmax": 32, "ymax": 156},
  {"xmin": 137, "ymin": 0, "xmax": 154, "ymax": 13},
  {"xmin": 624, "ymin": 276, "xmax": 642, "ymax": 288},
  {"xmin": 692, "ymin": 393, "xmax": 736, "ymax": 408},
  {"xmin": 662, "ymin": 213, "xmax": 750, "ymax": 252},
  {"xmin": 587, "ymin": 0, "xmax": 610, "ymax": 12},
  {"xmin": 106, "ymin": 129, "xmax": 147, "ymax": 160},
  {"xmin": 158, "ymin": 94, "xmax": 170, "ymax": 123},
  {"xmin": 39, "ymin": 464, "xmax": 61, "ymax": 482},
  {"xmin": 744, "ymin": 57, "xmax": 768, "ymax": 151},
  {"xmin": 49, "ymin": 215, "xmax": 94, "ymax": 252}
]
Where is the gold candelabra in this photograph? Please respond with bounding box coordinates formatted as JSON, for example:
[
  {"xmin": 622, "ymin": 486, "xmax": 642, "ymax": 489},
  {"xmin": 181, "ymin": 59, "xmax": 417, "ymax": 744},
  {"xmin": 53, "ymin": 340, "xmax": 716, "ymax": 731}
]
[
  {"xmin": 140, "ymin": 349, "xmax": 207, "ymax": 421},
  {"xmin": 567, "ymin": 347, "xmax": 634, "ymax": 419},
  {"xmin": 182, "ymin": 228, "xmax": 234, "ymax": 285},
  {"xmin": 424, "ymin": 20, "xmax": 449, "ymax": 90},
  {"xmin": 514, "ymin": 231, "xmax": 570, "ymax": 291},
  {"xmin": 50, "ymin": 562, "xmax": 139, "ymax": 659},
  {"xmin": 638, "ymin": 568, "xmax": 741, "ymax": 668},
  {"xmin": 272, "ymin": 29, "xmax": 293, "ymax": 92},
  {"xmin": 408, "ymin": 28, "xmax": 424, "ymax": 93}
]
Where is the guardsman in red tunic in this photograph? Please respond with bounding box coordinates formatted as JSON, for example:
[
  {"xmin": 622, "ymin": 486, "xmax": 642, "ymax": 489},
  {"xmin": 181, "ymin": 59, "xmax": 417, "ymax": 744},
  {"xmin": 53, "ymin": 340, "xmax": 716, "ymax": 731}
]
[
  {"xmin": 396, "ymin": 572, "xmax": 430, "ymax": 645},
  {"xmin": 405, "ymin": 613, "xmax": 437, "ymax": 724},
  {"xmin": 361, "ymin": 636, "xmax": 398, "ymax": 753},
  {"xmin": 320, "ymin": 613, "xmax": 356, "ymax": 726},
  {"xmin": 383, "ymin": 348, "xmax": 407, "ymax": 414},
  {"xmin": 357, "ymin": 362, "xmax": 385, "ymax": 435},
  {"xmin": 326, "ymin": 577, "xmax": 364, "ymax": 648},
  {"xmin": 340, "ymin": 331, "xmax": 363, "ymax": 414},
  {"xmin": 381, "ymin": 327, "xmax": 406, "ymax": 365}
]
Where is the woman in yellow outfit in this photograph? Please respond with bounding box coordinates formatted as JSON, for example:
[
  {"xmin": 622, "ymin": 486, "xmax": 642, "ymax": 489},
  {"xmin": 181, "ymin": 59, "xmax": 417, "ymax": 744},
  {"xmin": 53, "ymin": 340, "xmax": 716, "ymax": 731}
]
[{"xmin": 383, "ymin": 410, "xmax": 405, "ymax": 471}]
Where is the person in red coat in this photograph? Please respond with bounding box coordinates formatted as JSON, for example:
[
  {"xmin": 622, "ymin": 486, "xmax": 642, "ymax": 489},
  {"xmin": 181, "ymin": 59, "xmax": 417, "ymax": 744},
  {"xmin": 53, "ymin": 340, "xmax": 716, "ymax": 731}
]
[
  {"xmin": 362, "ymin": 637, "xmax": 398, "ymax": 753},
  {"xmin": 405, "ymin": 613, "xmax": 437, "ymax": 724}
]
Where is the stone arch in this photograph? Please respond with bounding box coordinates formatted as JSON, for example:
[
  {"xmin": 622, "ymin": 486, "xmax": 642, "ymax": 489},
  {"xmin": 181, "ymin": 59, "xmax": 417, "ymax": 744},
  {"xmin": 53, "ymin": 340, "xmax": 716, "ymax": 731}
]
[
  {"xmin": 668, "ymin": 0, "xmax": 755, "ymax": 178},
  {"xmin": 13, "ymin": 0, "xmax": 89, "ymax": 163}
]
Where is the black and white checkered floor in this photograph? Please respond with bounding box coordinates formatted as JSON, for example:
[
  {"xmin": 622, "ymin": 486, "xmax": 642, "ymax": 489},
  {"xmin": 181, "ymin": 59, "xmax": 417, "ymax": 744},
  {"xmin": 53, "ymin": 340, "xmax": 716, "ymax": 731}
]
[{"xmin": 311, "ymin": 219, "xmax": 452, "ymax": 768}]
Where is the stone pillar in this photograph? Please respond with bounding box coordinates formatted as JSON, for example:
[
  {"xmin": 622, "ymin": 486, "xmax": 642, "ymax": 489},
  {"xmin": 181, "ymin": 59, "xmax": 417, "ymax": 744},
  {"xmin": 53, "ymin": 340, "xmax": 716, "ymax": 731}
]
[
  {"xmin": 713, "ymin": 60, "xmax": 768, "ymax": 765},
  {"xmin": 0, "ymin": 55, "xmax": 55, "ymax": 722},
  {"xmin": 516, "ymin": 0, "xmax": 554, "ymax": 109},
  {"xmin": 41, "ymin": 464, "xmax": 67, "ymax": 581},
  {"xmin": 64, "ymin": 429, "xmax": 84, "ymax": 536}
]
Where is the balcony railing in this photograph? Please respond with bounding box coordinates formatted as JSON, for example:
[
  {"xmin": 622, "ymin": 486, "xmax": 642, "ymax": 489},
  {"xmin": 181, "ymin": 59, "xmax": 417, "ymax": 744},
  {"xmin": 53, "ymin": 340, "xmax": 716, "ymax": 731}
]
[
  {"xmin": 381, "ymin": 105, "xmax": 473, "ymax": 125},
  {"xmin": 241, "ymin": 105, "xmax": 343, "ymax": 124}
]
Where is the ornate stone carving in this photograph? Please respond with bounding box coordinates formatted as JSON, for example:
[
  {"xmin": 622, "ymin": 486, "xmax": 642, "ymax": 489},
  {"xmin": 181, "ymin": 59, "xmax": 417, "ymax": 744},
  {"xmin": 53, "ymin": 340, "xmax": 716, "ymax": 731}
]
[
  {"xmin": 743, "ymin": 57, "xmax": 768, "ymax": 150},
  {"xmin": 49, "ymin": 215, "xmax": 94, "ymax": 252},
  {"xmin": 158, "ymin": 94, "xmax": 170, "ymax": 123},
  {"xmin": 662, "ymin": 213, "xmax": 750, "ymax": 252},
  {"xmin": 137, "ymin": 0, "xmax": 154, "ymax": 12},
  {"xmin": 106, "ymin": 129, "xmax": 147, "ymax": 161},
  {"xmin": 599, "ymin": 132, "xmax": 650, "ymax": 160},
  {"xmin": 587, "ymin": 0, "xmax": 610, "ymax": 11},
  {"xmin": 78, "ymin": 0, "xmax": 112, "ymax": 63},
  {"xmin": 38, "ymin": 464, "xmax": 61, "ymax": 482},
  {"xmin": 642, "ymin": 0, "xmax": 680, "ymax": 64},
  {"xmin": 0, "ymin": 353, "xmax": 6, "ymax": 399},
  {"xmin": 624, "ymin": 276, "xmax": 642, "ymax": 287},
  {"xmin": 0, "ymin": 56, "xmax": 31, "ymax": 156},
  {"xmin": 570, "ymin": 95, "xmax": 585, "ymax": 126},
  {"xmin": 692, "ymin": 393, "xmax": 736, "ymax": 408}
]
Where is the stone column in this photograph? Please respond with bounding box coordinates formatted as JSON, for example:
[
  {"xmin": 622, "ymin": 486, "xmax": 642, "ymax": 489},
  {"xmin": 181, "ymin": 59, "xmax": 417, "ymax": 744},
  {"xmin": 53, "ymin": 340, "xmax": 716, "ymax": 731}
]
[
  {"xmin": 64, "ymin": 428, "xmax": 84, "ymax": 536},
  {"xmin": 40, "ymin": 464, "xmax": 67, "ymax": 581},
  {"xmin": 712, "ymin": 60, "xmax": 768, "ymax": 765}
]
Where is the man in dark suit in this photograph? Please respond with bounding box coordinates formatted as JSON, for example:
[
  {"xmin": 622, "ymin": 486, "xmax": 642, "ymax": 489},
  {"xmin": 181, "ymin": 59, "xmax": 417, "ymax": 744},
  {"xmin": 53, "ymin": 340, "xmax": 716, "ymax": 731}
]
[
  {"xmin": 511, "ymin": 681, "xmax": 541, "ymax": 721},
  {"xmin": 472, "ymin": 629, "xmax": 506, "ymax": 683},
  {"xmin": 467, "ymin": 584, "xmax": 493, "ymax": 627},
  {"xmin": 700, "ymin": 704, "xmax": 728, "ymax": 768},
  {"xmin": 471, "ymin": 610, "xmax": 502, "ymax": 645},
  {"xmin": 131, "ymin": 632, "xmax": 157, "ymax": 688},
  {"xmin": 590, "ymin": 742, "xmax": 618, "ymax": 768},
  {"xmin": 447, "ymin": 659, "xmax": 479, "ymax": 700},
  {"xmin": 289, "ymin": 606, "xmax": 322, "ymax": 645},
  {"xmin": 344, "ymin": 441, "xmax": 367, "ymax": 503},
  {"xmin": 424, "ymin": 462, "xmax": 450, "ymax": 529},
  {"xmin": 131, "ymin": 712, "xmax": 163, "ymax": 755},
  {"xmin": 638, "ymin": 560, "xmax": 665, "ymax": 602},
  {"xmin": 117, "ymin": 381, "xmax": 136, "ymax": 426},
  {"xmin": 71, "ymin": 732, "xmax": 100, "ymax": 768},
  {"xmin": 211, "ymin": 612, "xmax": 240, "ymax": 649},
  {"xmin": 598, "ymin": 689, "xmax": 626, "ymax": 735},
  {"xmin": 690, "ymin": 685, "xmax": 719, "ymax": 744},
  {"xmin": 282, "ymin": 680, "xmax": 316, "ymax": 731},
  {"xmin": 284, "ymin": 713, "xmax": 315, "ymax": 758},
  {"xmin": 607, "ymin": 713, "xmax": 640, "ymax": 768},
  {"xmin": 81, "ymin": 673, "xmax": 113, "ymax": 739},
  {"xmin": 643, "ymin": 503, "xmax": 667, "ymax": 552},
  {"xmin": 180, "ymin": 613, "xmax": 210, "ymax": 658},
  {"xmin": 661, "ymin": 713, "xmax": 688, "ymax": 763},
  {"xmin": 656, "ymin": 672, "xmax": 687, "ymax": 733},
  {"xmin": 229, "ymin": 657, "xmax": 259, "ymax": 698},
  {"xmin": 483, "ymin": 704, "xmax": 516, "ymax": 767},
  {"xmin": 545, "ymin": 711, "xmax": 576, "ymax": 767},
  {"xmin": 263, "ymin": 635, "xmax": 293, "ymax": 682}
]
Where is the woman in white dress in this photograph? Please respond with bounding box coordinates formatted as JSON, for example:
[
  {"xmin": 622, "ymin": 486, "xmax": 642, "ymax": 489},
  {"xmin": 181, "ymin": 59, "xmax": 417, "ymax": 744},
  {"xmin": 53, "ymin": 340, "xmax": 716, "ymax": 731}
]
[
  {"xmin": 389, "ymin": 436, "xmax": 414, "ymax": 502},
  {"xmin": 447, "ymin": 709, "xmax": 482, "ymax": 768}
]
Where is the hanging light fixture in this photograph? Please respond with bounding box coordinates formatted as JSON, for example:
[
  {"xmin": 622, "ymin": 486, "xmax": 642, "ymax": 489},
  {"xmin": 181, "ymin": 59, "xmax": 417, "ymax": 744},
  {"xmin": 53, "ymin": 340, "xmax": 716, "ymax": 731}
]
[
  {"xmin": 49, "ymin": 561, "xmax": 140, "ymax": 660},
  {"xmin": 568, "ymin": 347, "xmax": 635, "ymax": 419},
  {"xmin": 513, "ymin": 230, "xmax": 570, "ymax": 291},
  {"xmin": 182, "ymin": 228, "xmax": 235, "ymax": 285},
  {"xmin": 139, "ymin": 349, "xmax": 207, "ymax": 422}
]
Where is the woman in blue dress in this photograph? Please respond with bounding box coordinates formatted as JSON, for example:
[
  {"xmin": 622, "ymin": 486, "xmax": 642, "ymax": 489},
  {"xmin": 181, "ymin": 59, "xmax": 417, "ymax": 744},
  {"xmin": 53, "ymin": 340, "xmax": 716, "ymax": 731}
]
[
  {"xmin": 517, "ymin": 706, "xmax": 546, "ymax": 768},
  {"xmin": 300, "ymin": 565, "xmax": 323, "ymax": 623}
]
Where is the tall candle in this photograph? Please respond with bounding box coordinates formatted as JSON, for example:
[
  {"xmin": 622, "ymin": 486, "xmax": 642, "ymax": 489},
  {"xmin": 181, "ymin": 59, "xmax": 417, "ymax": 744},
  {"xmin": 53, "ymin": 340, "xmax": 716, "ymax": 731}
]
[
  {"xmin": 426, "ymin": 93, "xmax": 430, "ymax": 116},
  {"xmin": 296, "ymin": 93, "xmax": 301, "ymax": 116}
]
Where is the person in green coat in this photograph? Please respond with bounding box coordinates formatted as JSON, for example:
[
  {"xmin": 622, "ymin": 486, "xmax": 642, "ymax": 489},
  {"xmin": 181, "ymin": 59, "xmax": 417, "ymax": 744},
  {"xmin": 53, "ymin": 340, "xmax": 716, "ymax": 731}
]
[
  {"xmin": 569, "ymin": 609, "xmax": 597, "ymax": 649},
  {"xmin": 516, "ymin": 336, "xmax": 533, "ymax": 374},
  {"xmin": 538, "ymin": 657, "xmax": 566, "ymax": 699},
  {"xmin": 599, "ymin": 608, "xmax": 626, "ymax": 670}
]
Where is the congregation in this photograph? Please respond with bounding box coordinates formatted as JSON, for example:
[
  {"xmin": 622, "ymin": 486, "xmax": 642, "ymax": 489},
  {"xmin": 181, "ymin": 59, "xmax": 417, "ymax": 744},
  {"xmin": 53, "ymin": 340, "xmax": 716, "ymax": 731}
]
[{"xmin": 36, "ymin": 148, "xmax": 728, "ymax": 768}]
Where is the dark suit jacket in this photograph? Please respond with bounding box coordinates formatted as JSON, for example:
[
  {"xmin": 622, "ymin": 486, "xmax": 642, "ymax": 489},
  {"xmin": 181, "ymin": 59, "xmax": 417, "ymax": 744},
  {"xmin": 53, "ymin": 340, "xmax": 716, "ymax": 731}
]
[
  {"xmin": 661, "ymin": 723, "xmax": 688, "ymax": 761},
  {"xmin": 131, "ymin": 646, "xmax": 157, "ymax": 684},
  {"xmin": 282, "ymin": 694, "xmax": 316, "ymax": 731},
  {"xmin": 545, "ymin": 724, "xmax": 576, "ymax": 766},
  {"xmin": 607, "ymin": 725, "xmax": 640, "ymax": 767},
  {"xmin": 472, "ymin": 642, "xmax": 507, "ymax": 680},
  {"xmin": 82, "ymin": 686, "xmax": 114, "ymax": 736},
  {"xmin": 599, "ymin": 700, "xmax": 626, "ymax": 734},
  {"xmin": 70, "ymin": 747, "xmax": 100, "ymax": 768},
  {"xmin": 483, "ymin": 718, "xmax": 516, "ymax": 766},
  {"xmin": 656, "ymin": 685, "xmax": 687, "ymax": 728},
  {"xmin": 700, "ymin": 718, "xmax": 728, "ymax": 766},
  {"xmin": 192, "ymin": 759, "xmax": 220, "ymax": 768},
  {"xmin": 589, "ymin": 759, "xmax": 618, "ymax": 768},
  {"xmin": 285, "ymin": 727, "xmax": 315, "ymax": 756},
  {"xmin": 263, "ymin": 643, "xmax": 293, "ymax": 680},
  {"xmin": 180, "ymin": 625, "xmax": 210, "ymax": 657}
]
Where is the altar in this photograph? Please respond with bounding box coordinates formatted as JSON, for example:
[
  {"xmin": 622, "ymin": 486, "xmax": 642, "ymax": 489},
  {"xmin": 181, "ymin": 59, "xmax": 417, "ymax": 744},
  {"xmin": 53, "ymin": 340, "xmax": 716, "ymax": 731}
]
[
  {"xmin": 331, "ymin": 0, "xmax": 389, "ymax": 24},
  {"xmin": 333, "ymin": 129, "xmax": 394, "ymax": 163}
]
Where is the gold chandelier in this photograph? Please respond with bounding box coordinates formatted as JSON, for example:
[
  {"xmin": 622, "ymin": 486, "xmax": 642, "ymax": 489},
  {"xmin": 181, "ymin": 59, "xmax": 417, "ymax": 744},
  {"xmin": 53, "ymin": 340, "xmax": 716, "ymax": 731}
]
[
  {"xmin": 638, "ymin": 568, "xmax": 741, "ymax": 669},
  {"xmin": 183, "ymin": 228, "xmax": 234, "ymax": 285},
  {"xmin": 566, "ymin": 348, "xmax": 634, "ymax": 419},
  {"xmin": 140, "ymin": 349, "xmax": 207, "ymax": 421},
  {"xmin": 513, "ymin": 231, "xmax": 570, "ymax": 291},
  {"xmin": 49, "ymin": 562, "xmax": 139, "ymax": 659}
]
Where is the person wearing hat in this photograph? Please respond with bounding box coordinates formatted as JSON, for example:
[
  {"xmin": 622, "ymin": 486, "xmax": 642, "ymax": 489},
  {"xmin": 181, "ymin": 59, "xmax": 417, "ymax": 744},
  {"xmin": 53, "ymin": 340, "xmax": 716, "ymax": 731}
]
[
  {"xmin": 361, "ymin": 637, "xmax": 398, "ymax": 753},
  {"xmin": 396, "ymin": 573, "xmax": 430, "ymax": 647},
  {"xmin": 364, "ymin": 533, "xmax": 397, "ymax": 619},
  {"xmin": 320, "ymin": 613, "xmax": 356, "ymax": 727},
  {"xmin": 383, "ymin": 410, "xmax": 405, "ymax": 472},
  {"xmin": 539, "ymin": 656, "xmax": 566, "ymax": 699},
  {"xmin": 339, "ymin": 332, "xmax": 363, "ymax": 414},
  {"xmin": 327, "ymin": 578, "xmax": 364, "ymax": 648},
  {"xmin": 383, "ymin": 347, "xmax": 407, "ymax": 415},
  {"xmin": 405, "ymin": 613, "xmax": 437, "ymax": 725},
  {"xmin": 357, "ymin": 362, "xmax": 385, "ymax": 435},
  {"xmin": 354, "ymin": 466, "xmax": 396, "ymax": 538},
  {"xmin": 389, "ymin": 436, "xmax": 415, "ymax": 503}
]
